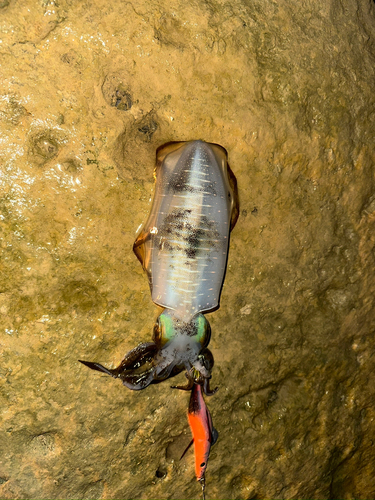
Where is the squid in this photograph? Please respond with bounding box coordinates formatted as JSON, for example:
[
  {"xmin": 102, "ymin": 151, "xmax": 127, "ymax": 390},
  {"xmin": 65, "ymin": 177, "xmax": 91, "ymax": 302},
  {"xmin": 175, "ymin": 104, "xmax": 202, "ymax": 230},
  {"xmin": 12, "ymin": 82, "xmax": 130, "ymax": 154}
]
[{"xmin": 79, "ymin": 140, "xmax": 238, "ymax": 392}]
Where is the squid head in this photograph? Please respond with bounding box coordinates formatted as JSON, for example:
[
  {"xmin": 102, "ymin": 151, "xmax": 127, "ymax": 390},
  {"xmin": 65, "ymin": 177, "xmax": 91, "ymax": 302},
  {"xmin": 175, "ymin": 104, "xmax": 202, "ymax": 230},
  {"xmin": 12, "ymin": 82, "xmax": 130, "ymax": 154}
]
[{"xmin": 79, "ymin": 310, "xmax": 216, "ymax": 393}]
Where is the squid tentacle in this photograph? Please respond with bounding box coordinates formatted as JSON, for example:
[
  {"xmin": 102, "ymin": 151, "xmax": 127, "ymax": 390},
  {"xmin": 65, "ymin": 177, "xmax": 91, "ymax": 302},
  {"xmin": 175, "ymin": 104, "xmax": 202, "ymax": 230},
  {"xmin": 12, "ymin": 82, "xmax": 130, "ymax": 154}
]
[{"xmin": 79, "ymin": 341, "xmax": 160, "ymax": 390}]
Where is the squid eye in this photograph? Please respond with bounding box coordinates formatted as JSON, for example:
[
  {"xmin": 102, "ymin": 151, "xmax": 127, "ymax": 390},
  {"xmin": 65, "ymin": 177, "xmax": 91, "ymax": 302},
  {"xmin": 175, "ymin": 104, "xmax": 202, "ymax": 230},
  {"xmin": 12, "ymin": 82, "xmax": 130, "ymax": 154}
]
[
  {"xmin": 154, "ymin": 313, "xmax": 177, "ymax": 347},
  {"xmin": 195, "ymin": 315, "xmax": 211, "ymax": 348}
]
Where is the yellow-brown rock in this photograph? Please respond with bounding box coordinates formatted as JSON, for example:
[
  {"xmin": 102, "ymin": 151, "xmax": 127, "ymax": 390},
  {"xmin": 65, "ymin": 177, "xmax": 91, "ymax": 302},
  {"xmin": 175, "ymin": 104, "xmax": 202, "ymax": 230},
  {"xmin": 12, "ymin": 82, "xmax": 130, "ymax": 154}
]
[{"xmin": 1, "ymin": 0, "xmax": 375, "ymax": 498}]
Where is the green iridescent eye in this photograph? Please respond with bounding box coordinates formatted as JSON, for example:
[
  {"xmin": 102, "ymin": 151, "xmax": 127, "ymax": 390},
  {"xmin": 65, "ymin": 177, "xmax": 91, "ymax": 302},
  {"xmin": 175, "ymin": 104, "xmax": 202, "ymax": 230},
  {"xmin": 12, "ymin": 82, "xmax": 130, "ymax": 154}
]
[
  {"xmin": 153, "ymin": 313, "xmax": 177, "ymax": 347},
  {"xmin": 195, "ymin": 314, "xmax": 211, "ymax": 348}
]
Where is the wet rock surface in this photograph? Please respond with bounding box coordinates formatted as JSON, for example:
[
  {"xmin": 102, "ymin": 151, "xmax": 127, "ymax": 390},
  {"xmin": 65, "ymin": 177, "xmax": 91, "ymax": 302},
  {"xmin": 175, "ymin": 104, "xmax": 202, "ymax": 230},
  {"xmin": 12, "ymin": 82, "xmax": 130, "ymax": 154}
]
[{"xmin": 1, "ymin": 0, "xmax": 375, "ymax": 498}]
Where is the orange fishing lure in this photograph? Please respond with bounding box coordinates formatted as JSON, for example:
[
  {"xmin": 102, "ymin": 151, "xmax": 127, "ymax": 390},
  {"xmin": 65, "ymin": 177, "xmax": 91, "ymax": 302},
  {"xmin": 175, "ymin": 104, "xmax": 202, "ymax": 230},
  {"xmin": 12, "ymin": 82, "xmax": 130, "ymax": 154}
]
[{"xmin": 182, "ymin": 382, "xmax": 218, "ymax": 499}]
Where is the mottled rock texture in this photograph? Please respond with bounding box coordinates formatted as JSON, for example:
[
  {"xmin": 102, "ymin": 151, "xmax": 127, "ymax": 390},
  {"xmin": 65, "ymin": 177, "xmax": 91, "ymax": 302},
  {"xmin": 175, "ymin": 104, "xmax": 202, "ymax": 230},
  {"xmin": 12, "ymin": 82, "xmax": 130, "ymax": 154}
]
[{"xmin": 1, "ymin": 0, "xmax": 375, "ymax": 499}]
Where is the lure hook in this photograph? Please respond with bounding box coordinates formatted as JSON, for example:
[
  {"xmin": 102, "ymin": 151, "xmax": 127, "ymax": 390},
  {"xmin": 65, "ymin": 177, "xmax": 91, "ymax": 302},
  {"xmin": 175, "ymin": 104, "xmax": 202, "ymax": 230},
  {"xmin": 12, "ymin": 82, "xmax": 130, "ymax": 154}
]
[{"xmin": 200, "ymin": 477, "xmax": 206, "ymax": 500}]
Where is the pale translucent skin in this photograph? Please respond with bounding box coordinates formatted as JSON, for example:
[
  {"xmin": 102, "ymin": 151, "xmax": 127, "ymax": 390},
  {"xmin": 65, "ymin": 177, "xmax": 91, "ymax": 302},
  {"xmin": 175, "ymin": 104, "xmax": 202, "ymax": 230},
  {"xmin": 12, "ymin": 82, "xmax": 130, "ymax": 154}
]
[
  {"xmin": 79, "ymin": 141, "xmax": 238, "ymax": 391},
  {"xmin": 135, "ymin": 140, "xmax": 235, "ymax": 322}
]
